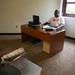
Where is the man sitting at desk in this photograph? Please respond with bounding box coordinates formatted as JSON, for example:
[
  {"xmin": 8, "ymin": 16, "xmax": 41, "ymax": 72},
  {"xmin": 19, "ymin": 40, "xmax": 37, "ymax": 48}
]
[{"xmin": 44, "ymin": 9, "xmax": 65, "ymax": 29}]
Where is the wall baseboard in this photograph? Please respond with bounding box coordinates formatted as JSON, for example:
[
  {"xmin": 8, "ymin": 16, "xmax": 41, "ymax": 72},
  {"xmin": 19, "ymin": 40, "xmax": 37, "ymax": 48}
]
[
  {"xmin": 65, "ymin": 36, "xmax": 75, "ymax": 40},
  {"xmin": 0, "ymin": 33, "xmax": 75, "ymax": 40},
  {"xmin": 0, "ymin": 33, "xmax": 21, "ymax": 35}
]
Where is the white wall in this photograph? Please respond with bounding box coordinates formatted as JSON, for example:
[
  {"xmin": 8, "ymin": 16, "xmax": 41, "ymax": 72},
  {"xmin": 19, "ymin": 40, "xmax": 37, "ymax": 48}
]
[
  {"xmin": 64, "ymin": 17, "xmax": 75, "ymax": 38},
  {"xmin": 59, "ymin": 0, "xmax": 75, "ymax": 38},
  {"xmin": 0, "ymin": 0, "xmax": 58, "ymax": 33}
]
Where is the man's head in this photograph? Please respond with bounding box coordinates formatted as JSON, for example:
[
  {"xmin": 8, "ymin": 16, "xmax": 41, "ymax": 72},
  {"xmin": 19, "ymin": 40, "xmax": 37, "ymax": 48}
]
[{"xmin": 54, "ymin": 10, "xmax": 59, "ymax": 17}]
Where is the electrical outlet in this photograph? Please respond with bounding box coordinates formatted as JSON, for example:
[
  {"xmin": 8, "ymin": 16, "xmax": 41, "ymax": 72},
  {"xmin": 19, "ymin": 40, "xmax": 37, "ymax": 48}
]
[{"xmin": 16, "ymin": 25, "xmax": 18, "ymax": 28}]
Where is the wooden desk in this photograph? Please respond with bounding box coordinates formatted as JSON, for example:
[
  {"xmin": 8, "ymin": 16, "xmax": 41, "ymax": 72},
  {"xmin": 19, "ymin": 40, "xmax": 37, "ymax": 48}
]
[{"xmin": 21, "ymin": 25, "xmax": 65, "ymax": 55}]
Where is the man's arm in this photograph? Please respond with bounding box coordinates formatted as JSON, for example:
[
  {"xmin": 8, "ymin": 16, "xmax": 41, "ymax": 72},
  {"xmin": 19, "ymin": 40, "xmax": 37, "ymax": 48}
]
[{"xmin": 43, "ymin": 22, "xmax": 50, "ymax": 25}]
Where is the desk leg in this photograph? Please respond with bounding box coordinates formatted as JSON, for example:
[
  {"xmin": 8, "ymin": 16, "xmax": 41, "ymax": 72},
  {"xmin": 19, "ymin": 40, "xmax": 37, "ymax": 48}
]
[
  {"xmin": 43, "ymin": 39, "xmax": 64, "ymax": 54},
  {"xmin": 21, "ymin": 32, "xmax": 36, "ymax": 42},
  {"xmin": 43, "ymin": 31, "xmax": 65, "ymax": 55},
  {"xmin": 21, "ymin": 32, "xmax": 31, "ymax": 42},
  {"xmin": 43, "ymin": 41, "xmax": 50, "ymax": 54}
]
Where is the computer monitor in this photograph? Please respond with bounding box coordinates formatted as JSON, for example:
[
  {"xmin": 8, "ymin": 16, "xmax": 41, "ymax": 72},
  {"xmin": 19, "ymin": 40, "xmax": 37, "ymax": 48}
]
[{"xmin": 33, "ymin": 15, "xmax": 40, "ymax": 25}]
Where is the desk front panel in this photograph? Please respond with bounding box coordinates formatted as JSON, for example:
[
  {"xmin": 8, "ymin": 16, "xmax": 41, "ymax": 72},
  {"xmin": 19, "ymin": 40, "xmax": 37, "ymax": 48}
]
[{"xmin": 21, "ymin": 26, "xmax": 53, "ymax": 42}]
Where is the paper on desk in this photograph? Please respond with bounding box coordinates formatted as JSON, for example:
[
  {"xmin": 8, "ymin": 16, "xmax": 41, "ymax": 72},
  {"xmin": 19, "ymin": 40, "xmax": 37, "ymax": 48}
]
[{"xmin": 43, "ymin": 25, "xmax": 56, "ymax": 30}]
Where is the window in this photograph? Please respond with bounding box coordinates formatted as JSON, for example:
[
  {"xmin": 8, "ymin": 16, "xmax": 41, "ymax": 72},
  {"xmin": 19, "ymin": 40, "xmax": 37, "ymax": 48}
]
[{"xmin": 62, "ymin": 0, "xmax": 75, "ymax": 17}]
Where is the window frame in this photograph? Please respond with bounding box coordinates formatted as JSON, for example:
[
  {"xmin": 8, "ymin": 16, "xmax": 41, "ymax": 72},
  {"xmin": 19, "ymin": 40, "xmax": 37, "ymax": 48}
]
[{"xmin": 62, "ymin": 0, "xmax": 75, "ymax": 17}]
